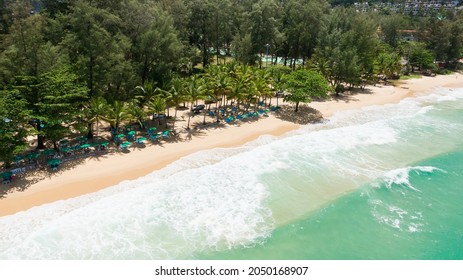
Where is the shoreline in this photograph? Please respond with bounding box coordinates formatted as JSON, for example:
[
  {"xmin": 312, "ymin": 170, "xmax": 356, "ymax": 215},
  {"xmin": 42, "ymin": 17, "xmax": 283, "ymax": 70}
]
[{"xmin": 1, "ymin": 73, "xmax": 462, "ymax": 217}]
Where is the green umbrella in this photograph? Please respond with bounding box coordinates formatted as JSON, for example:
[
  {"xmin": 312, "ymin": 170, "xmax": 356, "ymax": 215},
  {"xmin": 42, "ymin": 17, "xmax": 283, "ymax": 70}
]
[
  {"xmin": 128, "ymin": 131, "xmax": 136, "ymax": 136},
  {"xmin": 148, "ymin": 127, "xmax": 157, "ymax": 133},
  {"xmin": 59, "ymin": 139, "xmax": 69, "ymax": 145},
  {"xmin": 121, "ymin": 141, "xmax": 131, "ymax": 146},
  {"xmin": 116, "ymin": 134, "xmax": 125, "ymax": 138},
  {"xmin": 99, "ymin": 141, "xmax": 109, "ymax": 147},
  {"xmin": 136, "ymin": 137, "xmax": 147, "ymax": 143},
  {"xmin": 47, "ymin": 159, "xmax": 61, "ymax": 166},
  {"xmin": 13, "ymin": 155, "xmax": 24, "ymax": 162},
  {"xmin": 26, "ymin": 153, "xmax": 39, "ymax": 160},
  {"xmin": 60, "ymin": 147, "xmax": 70, "ymax": 153},
  {"xmin": 41, "ymin": 149, "xmax": 55, "ymax": 156},
  {"xmin": 0, "ymin": 171, "xmax": 13, "ymax": 179},
  {"xmin": 76, "ymin": 136, "xmax": 87, "ymax": 142},
  {"xmin": 80, "ymin": 144, "xmax": 91, "ymax": 149}
]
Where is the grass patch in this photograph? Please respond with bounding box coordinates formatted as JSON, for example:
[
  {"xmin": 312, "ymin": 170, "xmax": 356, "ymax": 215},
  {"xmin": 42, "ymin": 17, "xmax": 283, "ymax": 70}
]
[{"xmin": 399, "ymin": 73, "xmax": 422, "ymax": 80}]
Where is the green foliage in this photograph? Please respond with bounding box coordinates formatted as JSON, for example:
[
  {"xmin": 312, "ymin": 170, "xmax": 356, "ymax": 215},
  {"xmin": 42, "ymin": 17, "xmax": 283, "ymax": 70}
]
[
  {"xmin": 283, "ymin": 69, "xmax": 330, "ymax": 112},
  {"xmin": 0, "ymin": 89, "xmax": 33, "ymax": 168},
  {"xmin": 375, "ymin": 46, "xmax": 402, "ymax": 80},
  {"xmin": 83, "ymin": 96, "xmax": 109, "ymax": 139},
  {"xmin": 407, "ymin": 42, "xmax": 435, "ymax": 71},
  {"xmin": 380, "ymin": 14, "xmax": 406, "ymax": 49},
  {"xmin": 232, "ymin": 33, "xmax": 257, "ymax": 65},
  {"xmin": 104, "ymin": 100, "xmax": 130, "ymax": 131},
  {"xmin": 315, "ymin": 8, "xmax": 379, "ymax": 91},
  {"xmin": 36, "ymin": 67, "xmax": 89, "ymax": 146}
]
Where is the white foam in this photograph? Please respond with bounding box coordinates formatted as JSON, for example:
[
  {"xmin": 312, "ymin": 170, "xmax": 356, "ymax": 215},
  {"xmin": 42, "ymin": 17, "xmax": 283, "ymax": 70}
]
[{"xmin": 380, "ymin": 166, "xmax": 445, "ymax": 192}]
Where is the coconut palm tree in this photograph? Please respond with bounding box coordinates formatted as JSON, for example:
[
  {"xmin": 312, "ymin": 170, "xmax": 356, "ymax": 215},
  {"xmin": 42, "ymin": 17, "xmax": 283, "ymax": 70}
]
[
  {"xmin": 134, "ymin": 82, "xmax": 158, "ymax": 108},
  {"xmin": 84, "ymin": 96, "xmax": 108, "ymax": 140},
  {"xmin": 269, "ymin": 66, "xmax": 289, "ymax": 107},
  {"xmin": 159, "ymin": 78, "xmax": 186, "ymax": 132},
  {"xmin": 147, "ymin": 96, "xmax": 167, "ymax": 127},
  {"xmin": 184, "ymin": 75, "xmax": 206, "ymax": 129},
  {"xmin": 103, "ymin": 100, "xmax": 130, "ymax": 135},
  {"xmin": 128, "ymin": 100, "xmax": 148, "ymax": 130},
  {"xmin": 254, "ymin": 69, "xmax": 273, "ymax": 108}
]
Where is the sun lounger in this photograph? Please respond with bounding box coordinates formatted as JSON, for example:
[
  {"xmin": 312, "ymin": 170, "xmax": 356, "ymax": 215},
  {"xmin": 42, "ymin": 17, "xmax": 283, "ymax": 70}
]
[{"xmin": 161, "ymin": 130, "xmax": 170, "ymax": 138}]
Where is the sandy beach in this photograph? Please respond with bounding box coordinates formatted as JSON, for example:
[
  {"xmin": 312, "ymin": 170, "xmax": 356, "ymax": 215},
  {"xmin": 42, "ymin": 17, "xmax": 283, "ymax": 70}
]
[{"xmin": 1, "ymin": 73, "xmax": 462, "ymax": 217}]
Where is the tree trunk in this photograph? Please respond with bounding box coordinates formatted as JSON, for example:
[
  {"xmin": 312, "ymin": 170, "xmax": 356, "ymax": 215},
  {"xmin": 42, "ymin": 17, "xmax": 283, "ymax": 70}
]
[
  {"xmin": 87, "ymin": 122, "xmax": 94, "ymax": 139},
  {"xmin": 187, "ymin": 113, "xmax": 191, "ymax": 130},
  {"xmin": 36, "ymin": 121, "xmax": 45, "ymax": 149},
  {"xmin": 295, "ymin": 101, "xmax": 299, "ymax": 112}
]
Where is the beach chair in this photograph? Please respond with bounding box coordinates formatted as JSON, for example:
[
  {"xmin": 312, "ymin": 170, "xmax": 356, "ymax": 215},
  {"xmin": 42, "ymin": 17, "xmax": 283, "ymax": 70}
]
[
  {"xmin": 161, "ymin": 130, "xmax": 171, "ymax": 139},
  {"xmin": 119, "ymin": 141, "xmax": 131, "ymax": 150},
  {"xmin": 147, "ymin": 127, "xmax": 157, "ymax": 135},
  {"xmin": 135, "ymin": 137, "xmax": 147, "ymax": 144}
]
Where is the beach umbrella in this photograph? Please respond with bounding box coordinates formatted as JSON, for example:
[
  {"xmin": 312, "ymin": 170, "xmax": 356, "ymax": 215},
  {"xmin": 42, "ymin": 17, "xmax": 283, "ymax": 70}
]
[
  {"xmin": 59, "ymin": 139, "xmax": 69, "ymax": 145},
  {"xmin": 71, "ymin": 145, "xmax": 81, "ymax": 150},
  {"xmin": 26, "ymin": 153, "xmax": 39, "ymax": 160},
  {"xmin": 148, "ymin": 127, "xmax": 157, "ymax": 133},
  {"xmin": 116, "ymin": 134, "xmax": 125, "ymax": 139},
  {"xmin": 47, "ymin": 158, "xmax": 61, "ymax": 166},
  {"xmin": 121, "ymin": 141, "xmax": 131, "ymax": 146},
  {"xmin": 128, "ymin": 131, "xmax": 136, "ymax": 136},
  {"xmin": 136, "ymin": 137, "xmax": 147, "ymax": 143},
  {"xmin": 75, "ymin": 136, "xmax": 87, "ymax": 142},
  {"xmin": 0, "ymin": 171, "xmax": 13, "ymax": 179},
  {"xmin": 99, "ymin": 141, "xmax": 109, "ymax": 147},
  {"xmin": 60, "ymin": 147, "xmax": 71, "ymax": 153},
  {"xmin": 41, "ymin": 149, "xmax": 55, "ymax": 156},
  {"xmin": 13, "ymin": 155, "xmax": 24, "ymax": 162},
  {"xmin": 80, "ymin": 144, "xmax": 91, "ymax": 149}
]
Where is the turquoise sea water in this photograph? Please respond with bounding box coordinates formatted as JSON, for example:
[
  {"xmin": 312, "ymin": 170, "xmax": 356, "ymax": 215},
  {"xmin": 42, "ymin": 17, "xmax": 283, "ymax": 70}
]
[{"xmin": 0, "ymin": 87, "xmax": 462, "ymax": 259}]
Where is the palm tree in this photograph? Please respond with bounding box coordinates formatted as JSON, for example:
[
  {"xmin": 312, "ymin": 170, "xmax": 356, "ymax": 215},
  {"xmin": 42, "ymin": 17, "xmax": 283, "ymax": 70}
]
[
  {"xmin": 254, "ymin": 69, "xmax": 273, "ymax": 108},
  {"xmin": 184, "ymin": 75, "xmax": 206, "ymax": 130},
  {"xmin": 84, "ymin": 96, "xmax": 108, "ymax": 140},
  {"xmin": 128, "ymin": 100, "xmax": 148, "ymax": 130},
  {"xmin": 204, "ymin": 67, "xmax": 229, "ymax": 122},
  {"xmin": 147, "ymin": 96, "xmax": 167, "ymax": 127},
  {"xmin": 134, "ymin": 82, "xmax": 158, "ymax": 108},
  {"xmin": 159, "ymin": 78, "xmax": 186, "ymax": 132},
  {"xmin": 103, "ymin": 100, "xmax": 129, "ymax": 135},
  {"xmin": 269, "ymin": 66, "xmax": 288, "ymax": 107}
]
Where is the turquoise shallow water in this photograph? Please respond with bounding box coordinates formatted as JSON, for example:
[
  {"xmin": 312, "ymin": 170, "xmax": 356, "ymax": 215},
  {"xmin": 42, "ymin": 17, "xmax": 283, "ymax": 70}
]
[
  {"xmin": 0, "ymin": 87, "xmax": 462, "ymax": 259},
  {"xmin": 201, "ymin": 151, "xmax": 463, "ymax": 259}
]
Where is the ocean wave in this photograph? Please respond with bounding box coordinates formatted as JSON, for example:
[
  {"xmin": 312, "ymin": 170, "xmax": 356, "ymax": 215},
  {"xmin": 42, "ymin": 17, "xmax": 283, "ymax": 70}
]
[{"xmin": 379, "ymin": 166, "xmax": 445, "ymax": 192}]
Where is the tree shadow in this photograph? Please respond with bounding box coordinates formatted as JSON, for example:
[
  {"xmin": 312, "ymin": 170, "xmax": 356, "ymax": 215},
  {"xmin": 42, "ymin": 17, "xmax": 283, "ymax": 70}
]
[
  {"xmin": 183, "ymin": 128, "xmax": 208, "ymax": 141},
  {"xmin": 0, "ymin": 150, "xmax": 111, "ymax": 198},
  {"xmin": 274, "ymin": 104, "xmax": 324, "ymax": 125}
]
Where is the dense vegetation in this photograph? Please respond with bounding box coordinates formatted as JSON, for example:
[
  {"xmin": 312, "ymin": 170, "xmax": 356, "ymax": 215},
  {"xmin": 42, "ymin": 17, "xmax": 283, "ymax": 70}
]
[{"xmin": 0, "ymin": 0, "xmax": 462, "ymax": 168}]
